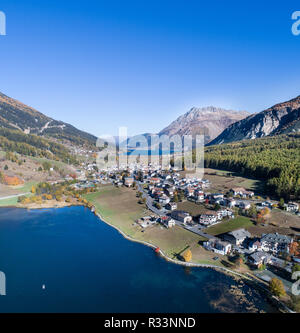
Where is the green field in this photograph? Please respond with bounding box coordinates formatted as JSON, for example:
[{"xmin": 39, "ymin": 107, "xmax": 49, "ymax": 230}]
[
  {"xmin": 0, "ymin": 193, "xmax": 32, "ymax": 207},
  {"xmin": 205, "ymin": 216, "xmax": 255, "ymax": 236}
]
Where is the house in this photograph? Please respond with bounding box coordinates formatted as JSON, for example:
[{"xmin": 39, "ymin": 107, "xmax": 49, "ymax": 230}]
[
  {"xmin": 248, "ymin": 251, "xmax": 272, "ymax": 267},
  {"xmin": 225, "ymin": 198, "xmax": 237, "ymax": 208},
  {"xmin": 260, "ymin": 233, "xmax": 293, "ymax": 254},
  {"xmin": 211, "ymin": 193, "xmax": 224, "ymax": 200},
  {"xmin": 238, "ymin": 201, "xmax": 251, "ymax": 210},
  {"xmin": 159, "ymin": 194, "xmax": 170, "ymax": 206},
  {"xmin": 160, "ymin": 216, "xmax": 176, "ymax": 228},
  {"xmin": 137, "ymin": 216, "xmax": 157, "ymax": 228},
  {"xmin": 230, "ymin": 187, "xmax": 254, "ymax": 198},
  {"xmin": 150, "ymin": 177, "xmax": 161, "ymax": 185},
  {"xmin": 124, "ymin": 177, "xmax": 134, "ymax": 187},
  {"xmin": 170, "ymin": 210, "xmax": 193, "ymax": 224},
  {"xmin": 165, "ymin": 186, "xmax": 175, "ymax": 197},
  {"xmin": 247, "ymin": 239, "xmax": 262, "ymax": 252},
  {"xmin": 204, "ymin": 238, "xmax": 232, "ymax": 255},
  {"xmin": 166, "ymin": 202, "xmax": 177, "ymax": 211},
  {"xmin": 194, "ymin": 189, "xmax": 205, "ymax": 202},
  {"xmin": 185, "ymin": 187, "xmax": 195, "ymax": 197},
  {"xmin": 284, "ymin": 202, "xmax": 299, "ymax": 213},
  {"xmin": 223, "ymin": 228, "xmax": 251, "ymax": 246},
  {"xmin": 199, "ymin": 211, "xmax": 218, "ymax": 226}
]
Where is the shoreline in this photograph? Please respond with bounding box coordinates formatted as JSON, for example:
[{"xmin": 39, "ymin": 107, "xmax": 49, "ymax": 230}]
[
  {"xmin": 0, "ymin": 203, "xmax": 294, "ymax": 313},
  {"xmin": 93, "ymin": 211, "xmax": 294, "ymax": 313}
]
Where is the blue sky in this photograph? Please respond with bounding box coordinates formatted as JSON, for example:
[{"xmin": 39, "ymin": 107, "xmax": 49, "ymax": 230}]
[{"xmin": 0, "ymin": 0, "xmax": 300, "ymax": 137}]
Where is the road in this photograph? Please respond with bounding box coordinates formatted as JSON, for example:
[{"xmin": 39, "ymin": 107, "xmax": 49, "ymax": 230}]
[{"xmin": 0, "ymin": 193, "xmax": 30, "ymax": 201}]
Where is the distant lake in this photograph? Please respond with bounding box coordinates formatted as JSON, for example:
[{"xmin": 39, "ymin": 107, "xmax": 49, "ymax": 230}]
[{"xmin": 0, "ymin": 206, "xmax": 275, "ymax": 313}]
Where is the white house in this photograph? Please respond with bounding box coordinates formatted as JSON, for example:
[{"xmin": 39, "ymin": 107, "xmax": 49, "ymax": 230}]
[
  {"xmin": 124, "ymin": 177, "xmax": 134, "ymax": 187},
  {"xmin": 199, "ymin": 211, "xmax": 218, "ymax": 226},
  {"xmin": 171, "ymin": 210, "xmax": 193, "ymax": 224},
  {"xmin": 285, "ymin": 202, "xmax": 299, "ymax": 213},
  {"xmin": 160, "ymin": 216, "xmax": 176, "ymax": 228},
  {"xmin": 260, "ymin": 233, "xmax": 293, "ymax": 254},
  {"xmin": 204, "ymin": 238, "xmax": 232, "ymax": 255},
  {"xmin": 159, "ymin": 194, "xmax": 170, "ymax": 206},
  {"xmin": 230, "ymin": 187, "xmax": 254, "ymax": 198}
]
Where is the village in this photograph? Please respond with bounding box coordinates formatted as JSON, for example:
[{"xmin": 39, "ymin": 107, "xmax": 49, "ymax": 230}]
[{"xmin": 89, "ymin": 161, "xmax": 300, "ymax": 295}]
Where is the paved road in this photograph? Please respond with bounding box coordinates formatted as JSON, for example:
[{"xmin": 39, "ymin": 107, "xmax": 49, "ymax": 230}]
[{"xmin": 0, "ymin": 193, "xmax": 30, "ymax": 201}]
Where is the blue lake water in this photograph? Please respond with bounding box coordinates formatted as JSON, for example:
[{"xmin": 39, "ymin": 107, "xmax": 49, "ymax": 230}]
[{"xmin": 0, "ymin": 206, "xmax": 275, "ymax": 313}]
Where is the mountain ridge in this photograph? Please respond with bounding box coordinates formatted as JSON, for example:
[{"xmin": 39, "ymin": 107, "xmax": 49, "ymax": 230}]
[
  {"xmin": 0, "ymin": 91, "xmax": 97, "ymax": 147},
  {"xmin": 159, "ymin": 106, "xmax": 249, "ymax": 143},
  {"xmin": 208, "ymin": 95, "xmax": 300, "ymax": 145}
]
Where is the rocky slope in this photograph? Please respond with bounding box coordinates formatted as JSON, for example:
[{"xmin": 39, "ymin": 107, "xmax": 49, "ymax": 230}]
[
  {"xmin": 159, "ymin": 106, "xmax": 249, "ymax": 143},
  {"xmin": 209, "ymin": 95, "xmax": 300, "ymax": 145},
  {"xmin": 0, "ymin": 91, "xmax": 97, "ymax": 147}
]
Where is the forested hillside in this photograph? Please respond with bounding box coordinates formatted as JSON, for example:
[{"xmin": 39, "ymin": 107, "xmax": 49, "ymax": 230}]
[
  {"xmin": 0, "ymin": 128, "xmax": 77, "ymax": 165},
  {"xmin": 203, "ymin": 134, "xmax": 300, "ymax": 199}
]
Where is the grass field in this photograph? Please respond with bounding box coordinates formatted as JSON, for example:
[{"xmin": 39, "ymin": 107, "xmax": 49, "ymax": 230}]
[
  {"xmin": 205, "ymin": 216, "xmax": 255, "ymax": 236},
  {"xmin": 204, "ymin": 168, "xmax": 263, "ymax": 193},
  {"xmin": 0, "ymin": 193, "xmax": 32, "ymax": 207},
  {"xmin": 177, "ymin": 201, "xmax": 209, "ymax": 218},
  {"xmin": 83, "ymin": 185, "xmax": 232, "ymax": 267}
]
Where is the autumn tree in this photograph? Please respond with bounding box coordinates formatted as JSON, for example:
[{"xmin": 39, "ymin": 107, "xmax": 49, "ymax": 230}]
[
  {"xmin": 173, "ymin": 193, "xmax": 179, "ymax": 203},
  {"xmin": 183, "ymin": 249, "xmax": 192, "ymax": 262},
  {"xmin": 269, "ymin": 278, "xmax": 286, "ymax": 297},
  {"xmin": 292, "ymin": 264, "xmax": 300, "ymax": 275},
  {"xmin": 279, "ymin": 198, "xmax": 285, "ymax": 209}
]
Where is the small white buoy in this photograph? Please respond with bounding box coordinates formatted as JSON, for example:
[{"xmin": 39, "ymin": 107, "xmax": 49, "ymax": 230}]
[{"xmin": 42, "ymin": 284, "xmax": 46, "ymax": 290}]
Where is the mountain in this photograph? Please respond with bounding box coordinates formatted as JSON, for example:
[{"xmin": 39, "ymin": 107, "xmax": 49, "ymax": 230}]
[
  {"xmin": 209, "ymin": 96, "xmax": 300, "ymax": 145},
  {"xmin": 159, "ymin": 106, "xmax": 249, "ymax": 143},
  {"xmin": 0, "ymin": 92, "xmax": 97, "ymax": 147}
]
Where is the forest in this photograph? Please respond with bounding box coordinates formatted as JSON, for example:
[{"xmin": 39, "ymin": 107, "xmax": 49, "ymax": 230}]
[
  {"xmin": 203, "ymin": 134, "xmax": 300, "ymax": 200},
  {"xmin": 0, "ymin": 127, "xmax": 77, "ymax": 165}
]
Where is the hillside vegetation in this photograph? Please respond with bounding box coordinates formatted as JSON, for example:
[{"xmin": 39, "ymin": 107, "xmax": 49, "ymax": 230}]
[
  {"xmin": 0, "ymin": 91, "xmax": 97, "ymax": 148},
  {"xmin": 203, "ymin": 134, "xmax": 300, "ymax": 199},
  {"xmin": 0, "ymin": 127, "xmax": 77, "ymax": 164}
]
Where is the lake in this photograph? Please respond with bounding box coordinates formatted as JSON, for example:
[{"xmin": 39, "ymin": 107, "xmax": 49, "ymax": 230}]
[{"xmin": 0, "ymin": 206, "xmax": 275, "ymax": 313}]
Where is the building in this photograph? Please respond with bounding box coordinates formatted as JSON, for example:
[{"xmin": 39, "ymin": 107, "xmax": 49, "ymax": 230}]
[
  {"xmin": 247, "ymin": 239, "xmax": 262, "ymax": 252},
  {"xmin": 160, "ymin": 216, "xmax": 176, "ymax": 228},
  {"xmin": 224, "ymin": 198, "xmax": 237, "ymax": 208},
  {"xmin": 204, "ymin": 238, "xmax": 232, "ymax": 255},
  {"xmin": 159, "ymin": 194, "xmax": 170, "ymax": 206},
  {"xmin": 223, "ymin": 228, "xmax": 251, "ymax": 246},
  {"xmin": 238, "ymin": 201, "xmax": 251, "ymax": 210},
  {"xmin": 248, "ymin": 251, "xmax": 272, "ymax": 267},
  {"xmin": 166, "ymin": 202, "xmax": 177, "ymax": 211},
  {"xmin": 124, "ymin": 177, "xmax": 134, "ymax": 187},
  {"xmin": 150, "ymin": 177, "xmax": 160, "ymax": 185},
  {"xmin": 185, "ymin": 187, "xmax": 195, "ymax": 197},
  {"xmin": 260, "ymin": 233, "xmax": 293, "ymax": 254},
  {"xmin": 199, "ymin": 211, "xmax": 218, "ymax": 226},
  {"xmin": 284, "ymin": 202, "xmax": 299, "ymax": 213},
  {"xmin": 194, "ymin": 190, "xmax": 205, "ymax": 202},
  {"xmin": 170, "ymin": 210, "xmax": 193, "ymax": 224},
  {"xmin": 230, "ymin": 187, "xmax": 254, "ymax": 198}
]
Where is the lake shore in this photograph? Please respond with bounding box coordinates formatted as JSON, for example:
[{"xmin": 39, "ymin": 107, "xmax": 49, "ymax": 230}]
[
  {"xmin": 0, "ymin": 192, "xmax": 293, "ymax": 313},
  {"xmin": 93, "ymin": 208, "xmax": 292, "ymax": 313}
]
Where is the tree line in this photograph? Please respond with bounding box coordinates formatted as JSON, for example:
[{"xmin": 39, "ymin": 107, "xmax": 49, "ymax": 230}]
[{"xmin": 202, "ymin": 134, "xmax": 300, "ymax": 200}]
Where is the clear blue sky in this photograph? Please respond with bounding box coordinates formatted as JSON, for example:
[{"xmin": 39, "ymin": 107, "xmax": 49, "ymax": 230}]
[{"xmin": 0, "ymin": 0, "xmax": 300, "ymax": 137}]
